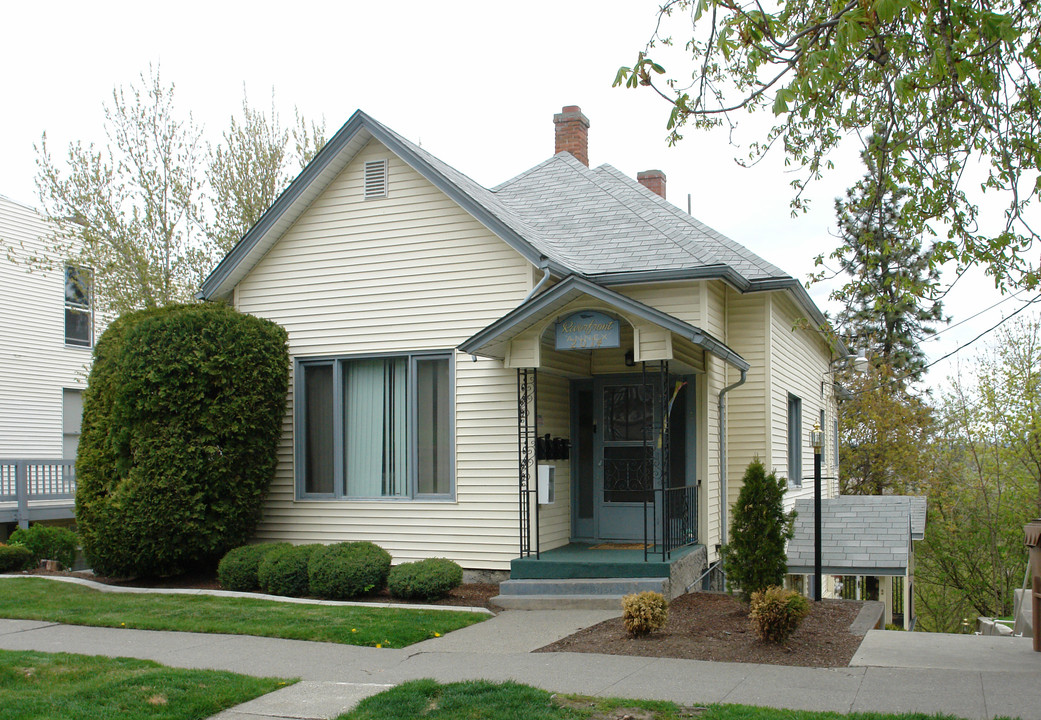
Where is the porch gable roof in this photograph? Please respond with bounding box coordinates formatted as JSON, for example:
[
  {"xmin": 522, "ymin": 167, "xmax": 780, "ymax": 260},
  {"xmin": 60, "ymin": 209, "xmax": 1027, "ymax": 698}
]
[{"xmin": 458, "ymin": 275, "xmax": 750, "ymax": 372}]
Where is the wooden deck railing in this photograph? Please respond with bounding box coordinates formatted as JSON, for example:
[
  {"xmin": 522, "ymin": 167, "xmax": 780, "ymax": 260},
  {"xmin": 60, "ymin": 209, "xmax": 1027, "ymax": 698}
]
[{"xmin": 0, "ymin": 459, "xmax": 77, "ymax": 528}]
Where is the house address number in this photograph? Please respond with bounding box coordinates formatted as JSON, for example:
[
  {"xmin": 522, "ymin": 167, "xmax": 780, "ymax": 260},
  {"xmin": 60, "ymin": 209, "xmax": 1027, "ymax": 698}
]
[{"xmin": 555, "ymin": 311, "xmax": 620, "ymax": 350}]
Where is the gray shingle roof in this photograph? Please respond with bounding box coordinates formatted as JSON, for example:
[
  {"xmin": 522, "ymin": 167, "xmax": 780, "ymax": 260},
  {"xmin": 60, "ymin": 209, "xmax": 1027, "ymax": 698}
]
[{"xmin": 787, "ymin": 496, "xmax": 926, "ymax": 576}]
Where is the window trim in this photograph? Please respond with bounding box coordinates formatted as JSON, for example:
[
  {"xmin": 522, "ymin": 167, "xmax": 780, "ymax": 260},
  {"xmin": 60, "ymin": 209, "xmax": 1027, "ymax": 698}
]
[
  {"xmin": 294, "ymin": 350, "xmax": 456, "ymax": 501},
  {"xmin": 64, "ymin": 264, "xmax": 93, "ymax": 349},
  {"xmin": 787, "ymin": 393, "xmax": 802, "ymax": 488}
]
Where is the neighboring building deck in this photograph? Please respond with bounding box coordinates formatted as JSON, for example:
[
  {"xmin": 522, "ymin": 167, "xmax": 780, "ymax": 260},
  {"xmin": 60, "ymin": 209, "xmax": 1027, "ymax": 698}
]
[{"xmin": 0, "ymin": 459, "xmax": 76, "ymax": 529}]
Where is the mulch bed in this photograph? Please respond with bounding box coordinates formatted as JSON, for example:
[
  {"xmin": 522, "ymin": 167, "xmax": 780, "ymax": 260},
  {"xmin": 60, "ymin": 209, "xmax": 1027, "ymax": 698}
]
[{"xmin": 537, "ymin": 591, "xmax": 865, "ymax": 667}]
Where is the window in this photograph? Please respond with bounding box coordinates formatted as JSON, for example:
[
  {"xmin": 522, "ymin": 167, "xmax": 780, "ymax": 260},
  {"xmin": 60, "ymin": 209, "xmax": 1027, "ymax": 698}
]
[
  {"xmin": 297, "ymin": 352, "xmax": 453, "ymax": 499},
  {"xmin": 62, "ymin": 388, "xmax": 83, "ymax": 460},
  {"xmin": 64, "ymin": 265, "xmax": 93, "ymax": 347},
  {"xmin": 364, "ymin": 159, "xmax": 388, "ymax": 199},
  {"xmin": 787, "ymin": 394, "xmax": 802, "ymax": 487}
]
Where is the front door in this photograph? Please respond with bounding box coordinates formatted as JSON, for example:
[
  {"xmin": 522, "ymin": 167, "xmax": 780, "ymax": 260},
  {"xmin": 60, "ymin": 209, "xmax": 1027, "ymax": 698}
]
[{"xmin": 571, "ymin": 374, "xmax": 695, "ymax": 544}]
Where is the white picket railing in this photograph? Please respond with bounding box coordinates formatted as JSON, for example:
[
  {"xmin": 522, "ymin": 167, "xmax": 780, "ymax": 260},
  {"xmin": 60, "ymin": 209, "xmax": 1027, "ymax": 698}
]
[{"xmin": 0, "ymin": 459, "xmax": 77, "ymax": 528}]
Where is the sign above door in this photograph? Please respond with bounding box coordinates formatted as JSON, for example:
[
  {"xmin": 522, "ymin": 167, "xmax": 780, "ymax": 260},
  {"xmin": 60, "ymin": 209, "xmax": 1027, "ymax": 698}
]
[{"xmin": 555, "ymin": 310, "xmax": 621, "ymax": 351}]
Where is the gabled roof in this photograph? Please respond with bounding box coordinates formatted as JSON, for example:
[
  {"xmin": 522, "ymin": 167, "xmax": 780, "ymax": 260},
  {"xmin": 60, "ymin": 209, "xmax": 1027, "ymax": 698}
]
[
  {"xmin": 787, "ymin": 496, "xmax": 926, "ymax": 576},
  {"xmin": 197, "ymin": 110, "xmax": 831, "ymax": 334},
  {"xmin": 459, "ymin": 275, "xmax": 750, "ymax": 372}
]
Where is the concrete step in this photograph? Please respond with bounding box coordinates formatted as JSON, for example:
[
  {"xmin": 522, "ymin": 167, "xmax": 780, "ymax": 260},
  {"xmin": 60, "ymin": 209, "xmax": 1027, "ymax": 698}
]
[
  {"xmin": 490, "ymin": 593, "xmax": 628, "ymax": 610},
  {"xmin": 499, "ymin": 577, "xmax": 667, "ymax": 597}
]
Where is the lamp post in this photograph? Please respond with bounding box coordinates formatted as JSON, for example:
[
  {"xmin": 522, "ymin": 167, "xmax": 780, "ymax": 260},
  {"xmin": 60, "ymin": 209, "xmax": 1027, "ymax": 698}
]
[{"xmin": 810, "ymin": 422, "xmax": 824, "ymax": 602}]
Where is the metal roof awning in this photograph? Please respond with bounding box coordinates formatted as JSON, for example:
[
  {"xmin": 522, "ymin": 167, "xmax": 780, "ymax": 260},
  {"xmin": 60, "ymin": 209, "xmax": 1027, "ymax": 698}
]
[{"xmin": 458, "ymin": 275, "xmax": 750, "ymax": 372}]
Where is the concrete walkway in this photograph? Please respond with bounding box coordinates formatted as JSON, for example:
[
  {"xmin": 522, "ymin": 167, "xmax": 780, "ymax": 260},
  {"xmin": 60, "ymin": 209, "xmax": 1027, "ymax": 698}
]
[{"xmin": 0, "ymin": 584, "xmax": 1038, "ymax": 720}]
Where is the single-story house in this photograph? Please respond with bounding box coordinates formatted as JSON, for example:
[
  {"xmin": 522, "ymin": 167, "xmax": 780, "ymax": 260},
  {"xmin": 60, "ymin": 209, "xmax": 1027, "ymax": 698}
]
[
  {"xmin": 787, "ymin": 495, "xmax": 926, "ymax": 628},
  {"xmin": 197, "ymin": 106, "xmax": 845, "ymax": 598}
]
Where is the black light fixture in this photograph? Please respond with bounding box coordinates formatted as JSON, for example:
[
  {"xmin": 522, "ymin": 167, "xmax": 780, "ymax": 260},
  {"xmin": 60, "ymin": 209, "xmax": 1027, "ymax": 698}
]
[
  {"xmin": 624, "ymin": 348, "xmax": 636, "ymax": 367},
  {"xmin": 809, "ymin": 421, "xmax": 824, "ymax": 601}
]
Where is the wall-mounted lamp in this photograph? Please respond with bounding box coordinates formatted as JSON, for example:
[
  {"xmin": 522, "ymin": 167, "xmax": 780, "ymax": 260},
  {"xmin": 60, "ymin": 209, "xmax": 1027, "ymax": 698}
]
[{"xmin": 624, "ymin": 348, "xmax": 636, "ymax": 367}]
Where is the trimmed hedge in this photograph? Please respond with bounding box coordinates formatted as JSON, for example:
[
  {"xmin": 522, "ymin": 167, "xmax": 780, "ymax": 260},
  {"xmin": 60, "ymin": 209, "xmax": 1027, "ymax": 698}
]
[
  {"xmin": 388, "ymin": 558, "xmax": 463, "ymax": 601},
  {"xmin": 8, "ymin": 525, "xmax": 78, "ymax": 569},
  {"xmin": 258, "ymin": 544, "xmax": 322, "ymax": 597},
  {"xmin": 0, "ymin": 544, "xmax": 33, "ymax": 572},
  {"xmin": 75, "ymin": 303, "xmax": 289, "ymax": 577},
  {"xmin": 309, "ymin": 542, "xmax": 391, "ymax": 600},
  {"xmin": 218, "ymin": 542, "xmax": 290, "ymax": 591}
]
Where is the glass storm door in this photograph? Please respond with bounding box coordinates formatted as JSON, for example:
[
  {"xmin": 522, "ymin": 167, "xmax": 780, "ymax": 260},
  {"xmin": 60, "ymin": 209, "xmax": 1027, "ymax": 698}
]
[{"xmin": 595, "ymin": 379, "xmax": 657, "ymax": 541}]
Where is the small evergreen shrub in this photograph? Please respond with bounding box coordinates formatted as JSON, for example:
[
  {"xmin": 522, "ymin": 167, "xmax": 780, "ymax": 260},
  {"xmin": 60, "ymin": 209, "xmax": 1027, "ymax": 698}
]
[
  {"xmin": 720, "ymin": 459, "xmax": 796, "ymax": 600},
  {"xmin": 621, "ymin": 591, "xmax": 669, "ymax": 637},
  {"xmin": 0, "ymin": 544, "xmax": 33, "ymax": 572},
  {"xmin": 749, "ymin": 585, "xmax": 811, "ymax": 643},
  {"xmin": 218, "ymin": 542, "xmax": 290, "ymax": 591},
  {"xmin": 258, "ymin": 544, "xmax": 322, "ymax": 597},
  {"xmin": 75, "ymin": 303, "xmax": 289, "ymax": 577},
  {"xmin": 388, "ymin": 558, "xmax": 463, "ymax": 600},
  {"xmin": 309, "ymin": 541, "xmax": 392, "ymax": 600},
  {"xmin": 9, "ymin": 525, "xmax": 78, "ymax": 569}
]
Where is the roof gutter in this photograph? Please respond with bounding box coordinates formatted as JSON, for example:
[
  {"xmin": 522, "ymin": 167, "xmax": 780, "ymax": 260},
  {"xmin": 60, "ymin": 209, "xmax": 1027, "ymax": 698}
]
[{"xmin": 718, "ymin": 367, "xmax": 747, "ymax": 554}]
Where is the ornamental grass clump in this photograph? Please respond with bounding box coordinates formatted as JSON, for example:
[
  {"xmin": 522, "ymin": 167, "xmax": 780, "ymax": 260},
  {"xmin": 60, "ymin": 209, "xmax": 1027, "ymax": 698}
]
[
  {"xmin": 388, "ymin": 558, "xmax": 463, "ymax": 601},
  {"xmin": 621, "ymin": 591, "xmax": 669, "ymax": 637},
  {"xmin": 309, "ymin": 541, "xmax": 392, "ymax": 600},
  {"xmin": 8, "ymin": 525, "xmax": 78, "ymax": 569},
  {"xmin": 258, "ymin": 544, "xmax": 322, "ymax": 597},
  {"xmin": 749, "ymin": 585, "xmax": 811, "ymax": 644},
  {"xmin": 0, "ymin": 544, "xmax": 33, "ymax": 572},
  {"xmin": 218, "ymin": 542, "xmax": 291, "ymax": 591}
]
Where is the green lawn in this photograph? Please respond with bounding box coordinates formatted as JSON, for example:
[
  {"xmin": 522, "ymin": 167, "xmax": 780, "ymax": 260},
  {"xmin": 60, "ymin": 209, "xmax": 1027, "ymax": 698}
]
[
  {"xmin": 0, "ymin": 578, "xmax": 485, "ymax": 648},
  {"xmin": 340, "ymin": 680, "xmax": 992, "ymax": 720},
  {"xmin": 0, "ymin": 649, "xmax": 289, "ymax": 720}
]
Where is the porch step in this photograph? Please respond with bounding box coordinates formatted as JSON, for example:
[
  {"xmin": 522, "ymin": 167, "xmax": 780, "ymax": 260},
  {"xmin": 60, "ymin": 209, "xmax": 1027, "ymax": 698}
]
[{"xmin": 492, "ymin": 577, "xmax": 668, "ymax": 610}]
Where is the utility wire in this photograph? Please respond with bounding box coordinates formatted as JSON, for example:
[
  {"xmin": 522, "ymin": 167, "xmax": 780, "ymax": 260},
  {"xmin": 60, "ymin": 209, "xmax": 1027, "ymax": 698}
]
[{"xmin": 924, "ymin": 290, "xmax": 1025, "ymax": 341}]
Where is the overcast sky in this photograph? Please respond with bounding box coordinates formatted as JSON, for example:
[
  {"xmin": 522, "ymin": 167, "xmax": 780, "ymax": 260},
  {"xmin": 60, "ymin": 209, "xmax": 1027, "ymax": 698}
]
[{"xmin": 1, "ymin": 0, "xmax": 1034, "ymax": 389}]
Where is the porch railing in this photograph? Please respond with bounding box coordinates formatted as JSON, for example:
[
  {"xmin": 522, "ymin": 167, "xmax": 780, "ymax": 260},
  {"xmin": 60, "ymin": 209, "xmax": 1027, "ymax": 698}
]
[
  {"xmin": 644, "ymin": 484, "xmax": 698, "ymax": 561},
  {"xmin": 0, "ymin": 459, "xmax": 77, "ymax": 528}
]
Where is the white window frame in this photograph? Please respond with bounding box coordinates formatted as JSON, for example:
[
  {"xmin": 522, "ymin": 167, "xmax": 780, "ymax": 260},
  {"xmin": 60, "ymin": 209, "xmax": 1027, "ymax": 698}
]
[
  {"xmin": 294, "ymin": 350, "xmax": 455, "ymax": 501},
  {"xmin": 64, "ymin": 264, "xmax": 93, "ymax": 348}
]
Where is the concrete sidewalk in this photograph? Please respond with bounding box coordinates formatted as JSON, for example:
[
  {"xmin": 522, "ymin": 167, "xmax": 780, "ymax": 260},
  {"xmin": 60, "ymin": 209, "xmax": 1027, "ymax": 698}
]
[{"xmin": 2, "ymin": 610, "xmax": 1039, "ymax": 720}]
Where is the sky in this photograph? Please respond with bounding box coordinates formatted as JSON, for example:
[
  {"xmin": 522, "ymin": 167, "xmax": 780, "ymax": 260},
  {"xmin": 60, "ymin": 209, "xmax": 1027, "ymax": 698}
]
[{"xmin": 1, "ymin": 0, "xmax": 1035, "ymax": 390}]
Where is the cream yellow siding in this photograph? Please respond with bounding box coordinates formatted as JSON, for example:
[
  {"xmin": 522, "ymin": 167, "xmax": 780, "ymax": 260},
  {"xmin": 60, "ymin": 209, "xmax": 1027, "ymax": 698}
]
[
  {"xmin": 535, "ymin": 372, "xmax": 571, "ymax": 550},
  {"xmin": 234, "ymin": 140, "xmax": 532, "ymax": 570},
  {"xmin": 766, "ymin": 293, "xmax": 836, "ymax": 509}
]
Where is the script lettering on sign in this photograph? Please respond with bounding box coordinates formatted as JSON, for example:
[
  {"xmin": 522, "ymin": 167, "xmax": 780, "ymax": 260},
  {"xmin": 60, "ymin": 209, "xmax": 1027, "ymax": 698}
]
[{"xmin": 555, "ymin": 311, "xmax": 620, "ymax": 351}]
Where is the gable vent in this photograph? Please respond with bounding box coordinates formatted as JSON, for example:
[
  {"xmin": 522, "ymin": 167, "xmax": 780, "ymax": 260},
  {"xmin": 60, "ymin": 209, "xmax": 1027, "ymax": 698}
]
[{"xmin": 364, "ymin": 159, "xmax": 388, "ymax": 199}]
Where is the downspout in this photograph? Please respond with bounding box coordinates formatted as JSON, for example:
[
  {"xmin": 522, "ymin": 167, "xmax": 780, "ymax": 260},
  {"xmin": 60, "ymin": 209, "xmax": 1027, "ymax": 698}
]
[
  {"xmin": 523, "ymin": 261, "xmax": 551, "ymax": 302},
  {"xmin": 718, "ymin": 368, "xmax": 747, "ymax": 550}
]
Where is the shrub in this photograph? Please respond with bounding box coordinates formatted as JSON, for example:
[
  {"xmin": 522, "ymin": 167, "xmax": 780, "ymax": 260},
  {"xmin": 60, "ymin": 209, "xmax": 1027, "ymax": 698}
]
[
  {"xmin": 309, "ymin": 542, "xmax": 392, "ymax": 600},
  {"xmin": 9, "ymin": 525, "xmax": 78, "ymax": 569},
  {"xmin": 75, "ymin": 303, "xmax": 289, "ymax": 577},
  {"xmin": 720, "ymin": 459, "xmax": 795, "ymax": 600},
  {"xmin": 258, "ymin": 544, "xmax": 322, "ymax": 597},
  {"xmin": 621, "ymin": 591, "xmax": 669, "ymax": 637},
  {"xmin": 217, "ymin": 542, "xmax": 290, "ymax": 591},
  {"xmin": 0, "ymin": 544, "xmax": 33, "ymax": 572},
  {"xmin": 749, "ymin": 585, "xmax": 811, "ymax": 643},
  {"xmin": 388, "ymin": 558, "xmax": 463, "ymax": 601}
]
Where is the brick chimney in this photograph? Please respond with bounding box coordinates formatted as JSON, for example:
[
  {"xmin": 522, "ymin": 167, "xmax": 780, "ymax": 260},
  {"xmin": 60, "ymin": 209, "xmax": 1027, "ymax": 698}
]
[
  {"xmin": 637, "ymin": 170, "xmax": 666, "ymax": 199},
  {"xmin": 553, "ymin": 105, "xmax": 590, "ymax": 166}
]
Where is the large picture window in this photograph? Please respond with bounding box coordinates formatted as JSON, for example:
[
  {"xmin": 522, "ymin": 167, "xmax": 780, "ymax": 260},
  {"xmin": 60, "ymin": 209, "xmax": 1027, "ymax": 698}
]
[
  {"xmin": 297, "ymin": 352, "xmax": 453, "ymax": 499},
  {"xmin": 64, "ymin": 265, "xmax": 93, "ymax": 348}
]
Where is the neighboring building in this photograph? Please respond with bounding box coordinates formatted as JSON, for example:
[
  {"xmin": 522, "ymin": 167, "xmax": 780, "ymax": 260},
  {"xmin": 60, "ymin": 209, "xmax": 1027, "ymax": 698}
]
[
  {"xmin": 787, "ymin": 495, "xmax": 927, "ymax": 628},
  {"xmin": 198, "ymin": 107, "xmax": 844, "ymax": 591},
  {"xmin": 0, "ymin": 195, "xmax": 91, "ymax": 535}
]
